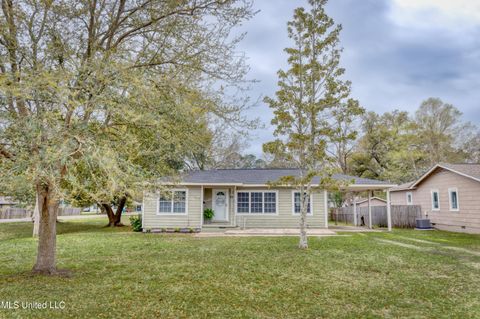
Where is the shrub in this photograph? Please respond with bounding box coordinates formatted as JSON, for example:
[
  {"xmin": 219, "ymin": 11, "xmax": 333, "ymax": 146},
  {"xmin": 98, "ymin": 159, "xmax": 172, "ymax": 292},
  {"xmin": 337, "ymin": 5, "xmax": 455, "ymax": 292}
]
[
  {"xmin": 203, "ymin": 208, "xmax": 214, "ymax": 220},
  {"xmin": 129, "ymin": 214, "xmax": 142, "ymax": 232}
]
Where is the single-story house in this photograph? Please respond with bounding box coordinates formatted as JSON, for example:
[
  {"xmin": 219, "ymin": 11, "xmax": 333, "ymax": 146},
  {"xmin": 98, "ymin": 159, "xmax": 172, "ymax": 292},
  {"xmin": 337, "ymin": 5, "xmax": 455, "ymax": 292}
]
[
  {"xmin": 390, "ymin": 163, "xmax": 480, "ymax": 234},
  {"xmin": 142, "ymin": 169, "xmax": 395, "ymax": 232},
  {"xmin": 0, "ymin": 196, "xmax": 17, "ymax": 208}
]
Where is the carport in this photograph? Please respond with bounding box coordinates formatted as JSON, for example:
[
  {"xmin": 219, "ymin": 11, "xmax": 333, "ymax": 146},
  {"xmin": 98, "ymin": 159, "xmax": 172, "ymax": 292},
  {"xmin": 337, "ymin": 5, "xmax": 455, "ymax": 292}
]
[{"xmin": 334, "ymin": 175, "xmax": 397, "ymax": 231}]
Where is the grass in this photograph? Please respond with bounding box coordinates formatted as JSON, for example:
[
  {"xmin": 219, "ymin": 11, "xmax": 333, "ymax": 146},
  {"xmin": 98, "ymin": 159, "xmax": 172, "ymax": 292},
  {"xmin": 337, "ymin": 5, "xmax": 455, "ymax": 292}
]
[{"xmin": 0, "ymin": 220, "xmax": 479, "ymax": 318}]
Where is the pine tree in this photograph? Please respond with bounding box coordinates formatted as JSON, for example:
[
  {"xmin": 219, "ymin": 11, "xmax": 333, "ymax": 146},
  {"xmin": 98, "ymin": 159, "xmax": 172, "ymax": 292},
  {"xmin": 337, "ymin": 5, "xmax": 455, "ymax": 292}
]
[{"xmin": 263, "ymin": 0, "xmax": 359, "ymax": 248}]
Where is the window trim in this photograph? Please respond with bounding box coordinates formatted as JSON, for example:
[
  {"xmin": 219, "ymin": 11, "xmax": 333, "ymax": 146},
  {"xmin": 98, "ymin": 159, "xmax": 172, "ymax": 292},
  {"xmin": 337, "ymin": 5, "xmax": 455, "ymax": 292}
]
[
  {"xmin": 431, "ymin": 189, "xmax": 440, "ymax": 211},
  {"xmin": 235, "ymin": 190, "xmax": 279, "ymax": 215},
  {"xmin": 291, "ymin": 190, "xmax": 314, "ymax": 216},
  {"xmin": 157, "ymin": 188, "xmax": 188, "ymax": 215},
  {"xmin": 406, "ymin": 192, "xmax": 413, "ymax": 205},
  {"xmin": 448, "ymin": 187, "xmax": 459, "ymax": 212}
]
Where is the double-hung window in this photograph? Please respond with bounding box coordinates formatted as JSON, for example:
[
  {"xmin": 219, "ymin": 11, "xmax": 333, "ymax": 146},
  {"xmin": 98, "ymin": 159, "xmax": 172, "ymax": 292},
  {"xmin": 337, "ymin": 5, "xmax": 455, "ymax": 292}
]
[
  {"xmin": 448, "ymin": 188, "xmax": 459, "ymax": 211},
  {"xmin": 236, "ymin": 191, "xmax": 277, "ymax": 214},
  {"xmin": 293, "ymin": 191, "xmax": 312, "ymax": 215},
  {"xmin": 431, "ymin": 190, "xmax": 440, "ymax": 211},
  {"xmin": 406, "ymin": 192, "xmax": 413, "ymax": 205},
  {"xmin": 158, "ymin": 190, "xmax": 187, "ymax": 214}
]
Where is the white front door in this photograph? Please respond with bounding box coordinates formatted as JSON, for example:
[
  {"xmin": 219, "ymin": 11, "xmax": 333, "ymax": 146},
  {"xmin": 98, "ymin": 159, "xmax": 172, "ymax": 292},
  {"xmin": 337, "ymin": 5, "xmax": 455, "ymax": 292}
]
[{"xmin": 212, "ymin": 189, "xmax": 228, "ymax": 221}]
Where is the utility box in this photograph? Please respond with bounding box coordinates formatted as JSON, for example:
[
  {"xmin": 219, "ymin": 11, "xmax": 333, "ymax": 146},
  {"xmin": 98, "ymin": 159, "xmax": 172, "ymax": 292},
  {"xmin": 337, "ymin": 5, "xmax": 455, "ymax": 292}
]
[{"xmin": 415, "ymin": 218, "xmax": 432, "ymax": 229}]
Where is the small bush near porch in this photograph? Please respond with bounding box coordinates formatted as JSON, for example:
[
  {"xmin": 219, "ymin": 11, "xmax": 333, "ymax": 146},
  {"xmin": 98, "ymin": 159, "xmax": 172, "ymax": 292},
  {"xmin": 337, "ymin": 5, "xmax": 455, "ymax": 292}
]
[{"xmin": 0, "ymin": 220, "xmax": 479, "ymax": 318}]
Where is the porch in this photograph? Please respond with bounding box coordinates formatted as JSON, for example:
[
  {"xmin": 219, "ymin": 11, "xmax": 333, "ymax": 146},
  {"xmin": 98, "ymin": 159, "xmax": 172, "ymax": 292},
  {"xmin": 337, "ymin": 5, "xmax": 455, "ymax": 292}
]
[{"xmin": 201, "ymin": 186, "xmax": 238, "ymax": 228}]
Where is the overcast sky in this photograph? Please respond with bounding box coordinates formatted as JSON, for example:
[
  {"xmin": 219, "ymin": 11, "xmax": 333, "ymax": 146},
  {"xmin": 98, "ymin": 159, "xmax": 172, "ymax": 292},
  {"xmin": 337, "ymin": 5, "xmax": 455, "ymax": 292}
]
[{"xmin": 236, "ymin": 0, "xmax": 480, "ymax": 156}]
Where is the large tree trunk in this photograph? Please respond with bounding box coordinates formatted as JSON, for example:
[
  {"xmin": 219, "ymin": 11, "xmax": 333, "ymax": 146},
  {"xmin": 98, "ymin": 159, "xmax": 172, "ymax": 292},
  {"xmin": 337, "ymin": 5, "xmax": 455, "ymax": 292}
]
[
  {"xmin": 32, "ymin": 192, "xmax": 40, "ymax": 237},
  {"xmin": 101, "ymin": 195, "xmax": 127, "ymax": 227},
  {"xmin": 33, "ymin": 184, "xmax": 60, "ymax": 274},
  {"xmin": 298, "ymin": 187, "xmax": 308, "ymax": 249}
]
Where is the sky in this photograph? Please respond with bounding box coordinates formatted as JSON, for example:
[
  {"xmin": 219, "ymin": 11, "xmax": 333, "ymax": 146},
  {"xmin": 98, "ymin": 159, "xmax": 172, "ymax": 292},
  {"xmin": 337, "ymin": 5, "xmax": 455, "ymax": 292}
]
[{"xmin": 236, "ymin": 0, "xmax": 480, "ymax": 156}]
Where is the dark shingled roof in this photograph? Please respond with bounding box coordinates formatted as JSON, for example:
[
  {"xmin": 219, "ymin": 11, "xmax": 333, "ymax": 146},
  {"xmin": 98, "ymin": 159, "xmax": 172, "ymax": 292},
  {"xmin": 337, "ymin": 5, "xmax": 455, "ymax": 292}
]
[{"xmin": 180, "ymin": 169, "xmax": 392, "ymax": 186}]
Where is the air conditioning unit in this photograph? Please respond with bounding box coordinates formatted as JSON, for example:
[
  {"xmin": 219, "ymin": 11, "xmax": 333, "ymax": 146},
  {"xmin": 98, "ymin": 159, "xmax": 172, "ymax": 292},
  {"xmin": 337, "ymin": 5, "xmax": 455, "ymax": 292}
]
[{"xmin": 415, "ymin": 218, "xmax": 432, "ymax": 230}]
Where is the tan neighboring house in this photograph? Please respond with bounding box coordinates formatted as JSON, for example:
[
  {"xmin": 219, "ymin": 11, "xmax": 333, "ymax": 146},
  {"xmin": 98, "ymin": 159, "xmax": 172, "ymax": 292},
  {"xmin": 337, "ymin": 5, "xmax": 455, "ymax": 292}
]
[
  {"xmin": 390, "ymin": 163, "xmax": 480, "ymax": 234},
  {"xmin": 142, "ymin": 169, "xmax": 395, "ymax": 232},
  {"xmin": 352, "ymin": 197, "xmax": 386, "ymax": 208}
]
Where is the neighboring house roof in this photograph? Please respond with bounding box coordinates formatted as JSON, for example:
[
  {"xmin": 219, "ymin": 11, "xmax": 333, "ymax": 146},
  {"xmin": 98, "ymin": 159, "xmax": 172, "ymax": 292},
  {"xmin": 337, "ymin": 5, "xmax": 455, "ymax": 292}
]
[
  {"xmin": 390, "ymin": 163, "xmax": 480, "ymax": 192},
  {"xmin": 174, "ymin": 169, "xmax": 394, "ymax": 188},
  {"xmin": 411, "ymin": 163, "xmax": 480, "ymax": 188},
  {"xmin": 389, "ymin": 181, "xmax": 415, "ymax": 192},
  {"xmin": 355, "ymin": 197, "xmax": 387, "ymax": 205}
]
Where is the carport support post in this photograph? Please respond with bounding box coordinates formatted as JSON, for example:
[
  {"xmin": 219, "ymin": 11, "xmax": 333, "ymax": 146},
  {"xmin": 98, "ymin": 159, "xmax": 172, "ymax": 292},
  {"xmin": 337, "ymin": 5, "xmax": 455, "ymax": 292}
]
[
  {"xmin": 368, "ymin": 191, "xmax": 372, "ymax": 229},
  {"xmin": 386, "ymin": 190, "xmax": 392, "ymax": 231},
  {"xmin": 353, "ymin": 194, "xmax": 357, "ymax": 226}
]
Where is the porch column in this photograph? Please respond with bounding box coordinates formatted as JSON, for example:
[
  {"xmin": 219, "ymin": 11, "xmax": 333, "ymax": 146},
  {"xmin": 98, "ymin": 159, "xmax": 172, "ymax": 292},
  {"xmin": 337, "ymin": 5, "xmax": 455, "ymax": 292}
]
[
  {"xmin": 353, "ymin": 193, "xmax": 357, "ymax": 226},
  {"xmin": 386, "ymin": 190, "xmax": 392, "ymax": 231},
  {"xmin": 324, "ymin": 190, "xmax": 328, "ymax": 228},
  {"xmin": 368, "ymin": 191, "xmax": 372, "ymax": 229},
  {"xmin": 200, "ymin": 185, "xmax": 204, "ymax": 227}
]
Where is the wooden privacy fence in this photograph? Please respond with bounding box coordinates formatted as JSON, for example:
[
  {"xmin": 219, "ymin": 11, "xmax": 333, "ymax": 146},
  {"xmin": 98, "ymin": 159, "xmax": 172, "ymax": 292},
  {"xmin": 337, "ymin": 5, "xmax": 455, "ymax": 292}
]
[
  {"xmin": 331, "ymin": 205, "xmax": 422, "ymax": 228},
  {"xmin": 0, "ymin": 207, "xmax": 31, "ymax": 219},
  {"xmin": 0, "ymin": 207, "xmax": 82, "ymax": 219},
  {"xmin": 59, "ymin": 207, "xmax": 82, "ymax": 216}
]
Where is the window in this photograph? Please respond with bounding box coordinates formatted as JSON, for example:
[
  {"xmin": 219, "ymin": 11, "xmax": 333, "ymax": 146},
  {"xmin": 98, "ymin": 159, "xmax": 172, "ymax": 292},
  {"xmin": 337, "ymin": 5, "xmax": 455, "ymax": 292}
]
[
  {"xmin": 431, "ymin": 190, "xmax": 440, "ymax": 211},
  {"xmin": 237, "ymin": 192, "xmax": 250, "ymax": 213},
  {"xmin": 406, "ymin": 192, "xmax": 413, "ymax": 205},
  {"xmin": 251, "ymin": 192, "xmax": 263, "ymax": 213},
  {"xmin": 158, "ymin": 190, "xmax": 187, "ymax": 214},
  {"xmin": 264, "ymin": 192, "xmax": 277, "ymax": 213},
  {"xmin": 448, "ymin": 188, "xmax": 459, "ymax": 211},
  {"xmin": 293, "ymin": 191, "xmax": 312, "ymax": 215},
  {"xmin": 236, "ymin": 191, "xmax": 277, "ymax": 214}
]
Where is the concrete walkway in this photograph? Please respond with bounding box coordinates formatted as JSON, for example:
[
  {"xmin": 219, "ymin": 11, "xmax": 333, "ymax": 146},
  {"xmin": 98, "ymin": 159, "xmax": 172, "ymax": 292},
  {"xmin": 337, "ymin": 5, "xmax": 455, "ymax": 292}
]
[
  {"xmin": 328, "ymin": 225, "xmax": 382, "ymax": 232},
  {"xmin": 195, "ymin": 228, "xmax": 342, "ymax": 237}
]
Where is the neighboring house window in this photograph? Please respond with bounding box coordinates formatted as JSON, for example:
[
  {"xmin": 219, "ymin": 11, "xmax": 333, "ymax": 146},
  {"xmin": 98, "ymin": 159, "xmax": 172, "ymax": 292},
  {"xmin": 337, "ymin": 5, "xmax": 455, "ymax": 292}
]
[
  {"xmin": 431, "ymin": 190, "xmax": 440, "ymax": 211},
  {"xmin": 406, "ymin": 192, "xmax": 413, "ymax": 205},
  {"xmin": 236, "ymin": 191, "xmax": 277, "ymax": 214},
  {"xmin": 292, "ymin": 191, "xmax": 312, "ymax": 215},
  {"xmin": 448, "ymin": 188, "xmax": 459, "ymax": 211},
  {"xmin": 158, "ymin": 190, "xmax": 187, "ymax": 214}
]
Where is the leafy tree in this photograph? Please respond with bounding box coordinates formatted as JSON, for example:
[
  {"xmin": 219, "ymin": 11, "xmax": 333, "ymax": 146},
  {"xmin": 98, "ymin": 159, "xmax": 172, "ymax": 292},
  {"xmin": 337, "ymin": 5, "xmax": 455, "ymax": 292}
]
[
  {"xmin": 327, "ymin": 100, "xmax": 364, "ymax": 174},
  {"xmin": 0, "ymin": 0, "xmax": 254, "ymax": 274},
  {"xmin": 263, "ymin": 0, "xmax": 358, "ymax": 249},
  {"xmin": 351, "ymin": 98, "xmax": 479, "ymax": 184},
  {"xmin": 350, "ymin": 110, "xmax": 422, "ymax": 183},
  {"xmin": 415, "ymin": 98, "xmax": 476, "ymax": 166}
]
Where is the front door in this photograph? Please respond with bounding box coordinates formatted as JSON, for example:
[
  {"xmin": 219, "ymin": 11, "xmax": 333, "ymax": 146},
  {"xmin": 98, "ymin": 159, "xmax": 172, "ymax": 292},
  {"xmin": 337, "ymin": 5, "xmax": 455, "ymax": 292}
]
[{"xmin": 212, "ymin": 189, "xmax": 228, "ymax": 221}]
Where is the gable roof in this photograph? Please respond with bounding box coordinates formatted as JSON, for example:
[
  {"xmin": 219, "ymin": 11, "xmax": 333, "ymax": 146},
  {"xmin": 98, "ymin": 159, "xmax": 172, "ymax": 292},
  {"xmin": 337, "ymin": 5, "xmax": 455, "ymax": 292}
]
[
  {"xmin": 176, "ymin": 169, "xmax": 394, "ymax": 188},
  {"xmin": 409, "ymin": 163, "xmax": 480, "ymax": 189},
  {"xmin": 355, "ymin": 197, "xmax": 387, "ymax": 205}
]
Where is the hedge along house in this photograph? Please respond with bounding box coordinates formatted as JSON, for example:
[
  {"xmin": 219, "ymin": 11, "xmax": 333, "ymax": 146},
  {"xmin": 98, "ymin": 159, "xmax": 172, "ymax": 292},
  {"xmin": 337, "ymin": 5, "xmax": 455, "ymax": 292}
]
[
  {"xmin": 142, "ymin": 169, "xmax": 395, "ymax": 232},
  {"xmin": 390, "ymin": 163, "xmax": 480, "ymax": 234}
]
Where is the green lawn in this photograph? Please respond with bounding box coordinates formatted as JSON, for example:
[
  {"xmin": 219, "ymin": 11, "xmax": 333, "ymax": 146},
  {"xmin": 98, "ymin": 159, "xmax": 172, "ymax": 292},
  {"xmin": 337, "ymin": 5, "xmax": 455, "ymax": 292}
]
[{"xmin": 0, "ymin": 220, "xmax": 479, "ymax": 318}]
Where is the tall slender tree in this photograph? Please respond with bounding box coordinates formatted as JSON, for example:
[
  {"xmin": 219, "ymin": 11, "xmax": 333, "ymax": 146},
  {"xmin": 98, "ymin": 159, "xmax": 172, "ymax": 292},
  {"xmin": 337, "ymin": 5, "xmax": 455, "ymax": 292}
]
[{"xmin": 263, "ymin": 0, "xmax": 359, "ymax": 248}]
